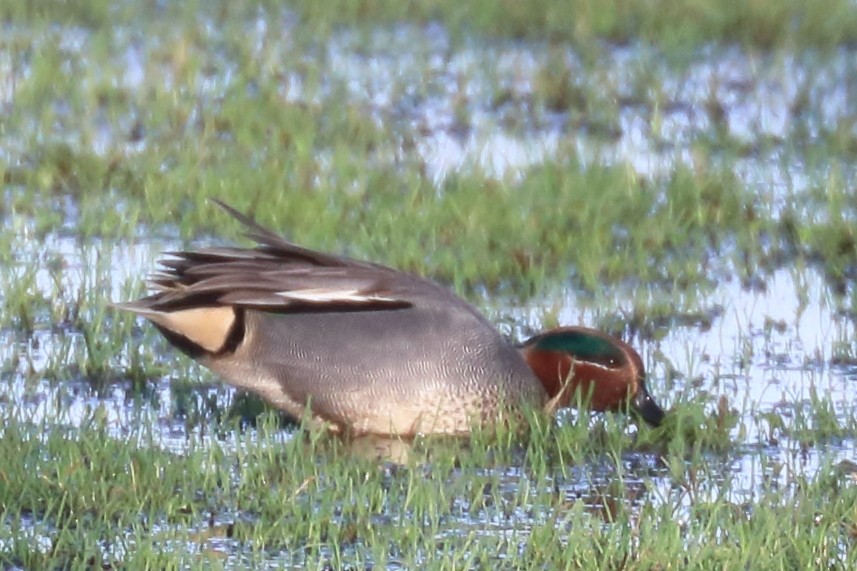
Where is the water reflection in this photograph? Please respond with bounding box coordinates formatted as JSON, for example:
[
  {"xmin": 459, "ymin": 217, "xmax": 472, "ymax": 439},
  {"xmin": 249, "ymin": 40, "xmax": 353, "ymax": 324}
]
[
  {"xmin": 3, "ymin": 16, "xmax": 857, "ymax": 565},
  {"xmin": 1, "ymin": 230, "xmax": 855, "ymax": 497}
]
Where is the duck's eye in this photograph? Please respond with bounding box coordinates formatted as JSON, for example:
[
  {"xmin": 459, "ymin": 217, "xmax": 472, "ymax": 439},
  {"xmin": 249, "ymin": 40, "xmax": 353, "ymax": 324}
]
[{"xmin": 591, "ymin": 355, "xmax": 622, "ymax": 368}]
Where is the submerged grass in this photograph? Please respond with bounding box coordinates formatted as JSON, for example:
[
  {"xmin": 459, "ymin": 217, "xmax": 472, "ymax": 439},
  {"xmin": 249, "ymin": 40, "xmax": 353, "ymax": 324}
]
[
  {"xmin": 3, "ymin": 0, "xmax": 857, "ymax": 569},
  {"xmin": 1, "ymin": 407, "xmax": 855, "ymax": 569}
]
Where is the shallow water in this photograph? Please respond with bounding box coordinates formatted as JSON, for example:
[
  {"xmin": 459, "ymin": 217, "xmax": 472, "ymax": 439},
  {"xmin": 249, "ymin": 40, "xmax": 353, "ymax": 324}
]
[
  {"xmin": 2, "ymin": 237, "xmax": 856, "ymax": 564},
  {"xmin": 3, "ymin": 13, "xmax": 857, "ymax": 567}
]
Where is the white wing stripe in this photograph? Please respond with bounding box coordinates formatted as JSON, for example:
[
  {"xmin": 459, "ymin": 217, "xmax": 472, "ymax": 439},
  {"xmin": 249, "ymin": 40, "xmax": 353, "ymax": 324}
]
[{"xmin": 276, "ymin": 289, "xmax": 396, "ymax": 303}]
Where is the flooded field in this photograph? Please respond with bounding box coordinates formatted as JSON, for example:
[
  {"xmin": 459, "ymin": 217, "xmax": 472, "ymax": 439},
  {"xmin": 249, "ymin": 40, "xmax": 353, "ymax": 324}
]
[{"xmin": 2, "ymin": 3, "xmax": 857, "ymax": 569}]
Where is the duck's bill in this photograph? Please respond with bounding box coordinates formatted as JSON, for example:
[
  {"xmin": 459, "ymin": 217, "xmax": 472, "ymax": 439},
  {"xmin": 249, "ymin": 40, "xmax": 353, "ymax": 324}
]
[{"xmin": 632, "ymin": 389, "xmax": 666, "ymax": 427}]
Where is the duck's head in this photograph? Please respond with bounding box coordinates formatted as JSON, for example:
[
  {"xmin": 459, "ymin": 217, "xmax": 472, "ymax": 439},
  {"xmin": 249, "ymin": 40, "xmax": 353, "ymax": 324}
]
[{"xmin": 519, "ymin": 326, "xmax": 665, "ymax": 427}]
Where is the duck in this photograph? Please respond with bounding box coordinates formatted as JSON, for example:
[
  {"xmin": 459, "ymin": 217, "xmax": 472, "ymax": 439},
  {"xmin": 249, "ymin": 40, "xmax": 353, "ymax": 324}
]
[{"xmin": 117, "ymin": 200, "xmax": 665, "ymax": 437}]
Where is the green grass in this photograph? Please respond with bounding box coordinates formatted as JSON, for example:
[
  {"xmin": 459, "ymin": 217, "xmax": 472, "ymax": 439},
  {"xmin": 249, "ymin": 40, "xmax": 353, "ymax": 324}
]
[
  {"xmin": 6, "ymin": 0, "xmax": 857, "ymax": 48},
  {"xmin": 3, "ymin": 1, "xmax": 857, "ymax": 569},
  {"xmin": 1, "ymin": 406, "xmax": 855, "ymax": 569}
]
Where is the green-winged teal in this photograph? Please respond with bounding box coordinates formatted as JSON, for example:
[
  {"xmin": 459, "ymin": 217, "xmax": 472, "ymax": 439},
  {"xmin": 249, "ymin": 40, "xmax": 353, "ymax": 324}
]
[{"xmin": 117, "ymin": 201, "xmax": 665, "ymax": 436}]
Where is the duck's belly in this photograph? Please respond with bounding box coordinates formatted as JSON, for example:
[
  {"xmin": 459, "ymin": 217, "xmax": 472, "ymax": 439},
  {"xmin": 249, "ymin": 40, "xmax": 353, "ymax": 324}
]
[{"xmin": 202, "ymin": 308, "xmax": 545, "ymax": 436}]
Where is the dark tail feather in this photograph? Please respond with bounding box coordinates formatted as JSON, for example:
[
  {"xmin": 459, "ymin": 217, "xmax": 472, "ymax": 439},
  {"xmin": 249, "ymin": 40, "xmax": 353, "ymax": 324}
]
[{"xmin": 208, "ymin": 198, "xmax": 345, "ymax": 266}]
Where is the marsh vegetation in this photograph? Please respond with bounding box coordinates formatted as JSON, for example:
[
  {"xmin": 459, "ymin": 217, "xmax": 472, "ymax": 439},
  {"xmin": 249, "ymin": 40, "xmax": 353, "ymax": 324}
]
[{"xmin": 2, "ymin": 1, "xmax": 857, "ymax": 568}]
